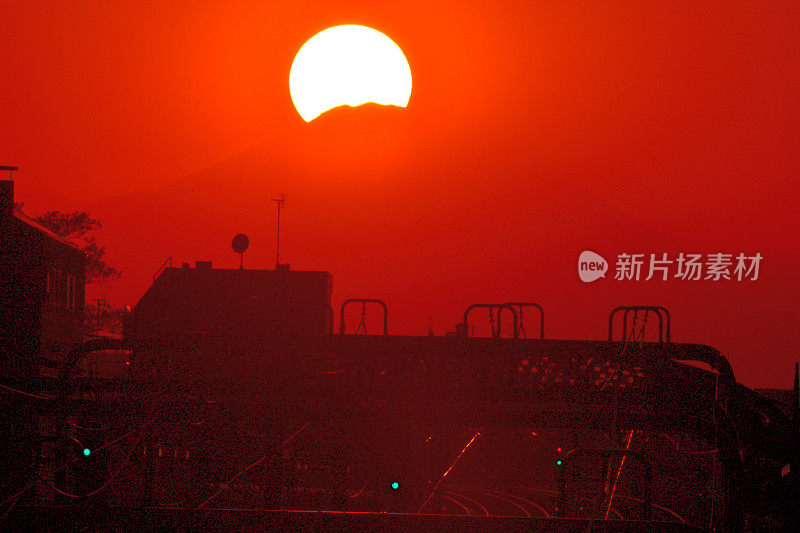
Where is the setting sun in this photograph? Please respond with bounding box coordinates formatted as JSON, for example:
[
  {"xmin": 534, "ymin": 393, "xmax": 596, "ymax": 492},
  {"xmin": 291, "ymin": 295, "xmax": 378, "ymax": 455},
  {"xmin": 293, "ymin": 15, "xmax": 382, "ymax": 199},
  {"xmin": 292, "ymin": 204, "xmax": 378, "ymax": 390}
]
[{"xmin": 289, "ymin": 25, "xmax": 412, "ymax": 122}]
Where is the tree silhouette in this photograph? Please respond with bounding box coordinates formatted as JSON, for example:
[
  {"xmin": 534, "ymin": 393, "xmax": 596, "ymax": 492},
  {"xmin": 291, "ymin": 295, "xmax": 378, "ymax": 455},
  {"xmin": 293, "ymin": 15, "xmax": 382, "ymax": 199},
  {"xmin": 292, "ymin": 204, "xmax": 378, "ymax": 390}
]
[
  {"xmin": 34, "ymin": 210, "xmax": 123, "ymax": 334},
  {"xmin": 34, "ymin": 211, "xmax": 121, "ymax": 284}
]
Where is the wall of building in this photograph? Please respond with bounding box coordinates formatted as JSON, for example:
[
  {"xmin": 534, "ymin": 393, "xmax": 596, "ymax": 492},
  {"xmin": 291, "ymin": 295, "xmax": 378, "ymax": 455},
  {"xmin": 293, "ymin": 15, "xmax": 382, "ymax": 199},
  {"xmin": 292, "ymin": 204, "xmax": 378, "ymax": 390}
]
[{"xmin": 0, "ymin": 180, "xmax": 86, "ymax": 372}]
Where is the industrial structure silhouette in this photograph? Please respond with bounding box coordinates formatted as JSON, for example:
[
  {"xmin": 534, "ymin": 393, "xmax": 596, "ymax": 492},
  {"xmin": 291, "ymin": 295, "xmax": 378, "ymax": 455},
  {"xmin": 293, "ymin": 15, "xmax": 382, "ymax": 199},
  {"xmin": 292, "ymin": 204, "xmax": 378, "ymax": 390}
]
[{"xmin": 2, "ymin": 178, "xmax": 799, "ymax": 531}]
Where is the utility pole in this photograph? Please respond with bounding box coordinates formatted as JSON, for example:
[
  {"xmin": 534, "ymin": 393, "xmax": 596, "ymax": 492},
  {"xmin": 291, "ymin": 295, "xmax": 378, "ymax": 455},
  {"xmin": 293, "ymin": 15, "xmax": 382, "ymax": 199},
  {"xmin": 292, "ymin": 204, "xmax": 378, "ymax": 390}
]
[
  {"xmin": 92, "ymin": 297, "xmax": 105, "ymax": 336},
  {"xmin": 271, "ymin": 195, "xmax": 285, "ymax": 269}
]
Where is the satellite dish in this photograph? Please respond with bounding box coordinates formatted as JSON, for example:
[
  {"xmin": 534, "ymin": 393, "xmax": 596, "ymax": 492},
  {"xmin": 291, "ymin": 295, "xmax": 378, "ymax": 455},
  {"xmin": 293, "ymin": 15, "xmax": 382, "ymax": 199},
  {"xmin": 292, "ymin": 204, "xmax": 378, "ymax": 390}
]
[
  {"xmin": 232, "ymin": 234, "xmax": 249, "ymax": 254},
  {"xmin": 232, "ymin": 233, "xmax": 249, "ymax": 268}
]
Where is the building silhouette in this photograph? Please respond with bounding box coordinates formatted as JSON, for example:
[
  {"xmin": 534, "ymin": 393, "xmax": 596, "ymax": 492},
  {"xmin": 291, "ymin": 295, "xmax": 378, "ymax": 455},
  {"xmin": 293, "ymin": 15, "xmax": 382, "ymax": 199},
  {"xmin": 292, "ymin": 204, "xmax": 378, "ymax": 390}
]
[{"xmin": 0, "ymin": 180, "xmax": 85, "ymax": 377}]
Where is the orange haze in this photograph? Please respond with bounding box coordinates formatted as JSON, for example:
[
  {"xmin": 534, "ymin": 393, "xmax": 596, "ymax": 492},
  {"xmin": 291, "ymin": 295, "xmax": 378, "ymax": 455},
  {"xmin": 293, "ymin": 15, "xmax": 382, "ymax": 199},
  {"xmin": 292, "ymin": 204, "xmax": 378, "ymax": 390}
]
[{"xmin": 2, "ymin": 1, "xmax": 799, "ymax": 387}]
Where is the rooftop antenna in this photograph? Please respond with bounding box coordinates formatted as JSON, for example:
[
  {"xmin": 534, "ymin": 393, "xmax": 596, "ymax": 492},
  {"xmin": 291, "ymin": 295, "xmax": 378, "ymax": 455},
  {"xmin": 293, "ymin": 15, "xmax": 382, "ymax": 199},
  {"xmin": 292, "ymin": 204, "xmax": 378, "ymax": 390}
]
[
  {"xmin": 231, "ymin": 233, "xmax": 249, "ymax": 269},
  {"xmin": 270, "ymin": 194, "xmax": 286, "ymax": 270}
]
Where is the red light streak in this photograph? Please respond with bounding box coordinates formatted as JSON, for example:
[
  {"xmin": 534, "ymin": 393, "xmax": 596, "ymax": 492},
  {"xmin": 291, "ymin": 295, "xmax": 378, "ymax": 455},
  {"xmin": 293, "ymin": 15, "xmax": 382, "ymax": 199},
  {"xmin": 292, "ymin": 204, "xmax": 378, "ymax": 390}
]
[
  {"xmin": 605, "ymin": 430, "xmax": 635, "ymax": 520},
  {"xmin": 441, "ymin": 431, "xmax": 480, "ymax": 480},
  {"xmin": 418, "ymin": 430, "xmax": 481, "ymax": 513}
]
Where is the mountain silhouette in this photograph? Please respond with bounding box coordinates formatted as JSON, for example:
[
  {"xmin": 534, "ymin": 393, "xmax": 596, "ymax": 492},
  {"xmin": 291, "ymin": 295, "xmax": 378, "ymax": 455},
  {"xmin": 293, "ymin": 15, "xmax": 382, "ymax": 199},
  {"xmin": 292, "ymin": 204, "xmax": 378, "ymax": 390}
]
[
  {"xmin": 86, "ymin": 103, "xmax": 442, "ymax": 300},
  {"xmin": 73, "ymin": 101, "xmax": 800, "ymax": 389}
]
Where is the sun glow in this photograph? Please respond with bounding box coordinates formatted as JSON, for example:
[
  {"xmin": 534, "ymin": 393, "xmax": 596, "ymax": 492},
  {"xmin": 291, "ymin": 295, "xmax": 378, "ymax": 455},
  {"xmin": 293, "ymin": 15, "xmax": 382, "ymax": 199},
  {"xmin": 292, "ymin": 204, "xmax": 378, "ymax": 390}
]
[{"xmin": 289, "ymin": 25, "xmax": 412, "ymax": 122}]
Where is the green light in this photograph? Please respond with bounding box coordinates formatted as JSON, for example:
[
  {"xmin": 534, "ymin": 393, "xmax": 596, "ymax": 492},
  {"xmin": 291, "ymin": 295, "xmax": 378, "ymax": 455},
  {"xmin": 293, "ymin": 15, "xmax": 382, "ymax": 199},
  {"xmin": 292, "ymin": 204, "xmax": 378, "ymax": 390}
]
[
  {"xmin": 556, "ymin": 460, "xmax": 562, "ymax": 466},
  {"xmin": 391, "ymin": 481, "xmax": 400, "ymax": 490},
  {"xmin": 83, "ymin": 448, "xmax": 91, "ymax": 457}
]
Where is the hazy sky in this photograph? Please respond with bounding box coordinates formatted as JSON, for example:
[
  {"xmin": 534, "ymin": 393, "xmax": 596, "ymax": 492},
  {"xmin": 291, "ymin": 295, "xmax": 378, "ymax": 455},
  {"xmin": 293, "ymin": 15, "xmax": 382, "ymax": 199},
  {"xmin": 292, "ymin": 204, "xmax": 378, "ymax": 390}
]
[{"xmin": 2, "ymin": 1, "xmax": 799, "ymax": 387}]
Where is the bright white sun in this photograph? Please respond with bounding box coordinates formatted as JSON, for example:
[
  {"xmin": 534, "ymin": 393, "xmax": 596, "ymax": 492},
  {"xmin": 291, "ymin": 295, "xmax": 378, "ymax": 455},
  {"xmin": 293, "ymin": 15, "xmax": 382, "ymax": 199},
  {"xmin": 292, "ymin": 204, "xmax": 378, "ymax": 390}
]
[{"xmin": 289, "ymin": 25, "xmax": 412, "ymax": 122}]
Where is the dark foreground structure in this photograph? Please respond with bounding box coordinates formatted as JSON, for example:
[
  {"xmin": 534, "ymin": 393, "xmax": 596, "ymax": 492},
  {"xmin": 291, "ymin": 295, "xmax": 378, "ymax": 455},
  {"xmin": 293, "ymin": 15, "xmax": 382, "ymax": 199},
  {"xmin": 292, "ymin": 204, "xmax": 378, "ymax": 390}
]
[
  {"xmin": 0, "ymin": 179, "xmax": 85, "ymax": 375},
  {"xmin": 2, "ymin": 253, "xmax": 798, "ymax": 531}
]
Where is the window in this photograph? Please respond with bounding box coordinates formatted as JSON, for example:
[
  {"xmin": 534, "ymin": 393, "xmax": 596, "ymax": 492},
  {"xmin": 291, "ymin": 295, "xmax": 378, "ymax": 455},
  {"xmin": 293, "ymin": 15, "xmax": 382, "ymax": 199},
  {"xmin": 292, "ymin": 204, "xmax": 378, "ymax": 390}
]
[
  {"xmin": 53, "ymin": 269, "xmax": 60, "ymax": 305},
  {"xmin": 71, "ymin": 275, "xmax": 79, "ymax": 311},
  {"xmin": 45, "ymin": 268, "xmax": 80, "ymax": 310},
  {"xmin": 61, "ymin": 272, "xmax": 68, "ymax": 309},
  {"xmin": 66, "ymin": 274, "xmax": 74, "ymax": 310},
  {"xmin": 52, "ymin": 269, "xmax": 65, "ymax": 308},
  {"xmin": 52, "ymin": 269, "xmax": 60, "ymax": 306}
]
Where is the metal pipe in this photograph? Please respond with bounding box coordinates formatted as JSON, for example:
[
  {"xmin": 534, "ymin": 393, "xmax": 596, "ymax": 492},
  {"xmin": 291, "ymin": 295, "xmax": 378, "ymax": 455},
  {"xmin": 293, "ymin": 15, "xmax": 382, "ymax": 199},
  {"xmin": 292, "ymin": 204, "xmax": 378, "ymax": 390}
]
[
  {"xmin": 463, "ymin": 303, "xmax": 518, "ymax": 339},
  {"xmin": 339, "ymin": 299, "xmax": 388, "ymax": 335},
  {"xmin": 609, "ymin": 306, "xmax": 671, "ymax": 343},
  {"xmin": 504, "ymin": 302, "xmax": 545, "ymax": 339}
]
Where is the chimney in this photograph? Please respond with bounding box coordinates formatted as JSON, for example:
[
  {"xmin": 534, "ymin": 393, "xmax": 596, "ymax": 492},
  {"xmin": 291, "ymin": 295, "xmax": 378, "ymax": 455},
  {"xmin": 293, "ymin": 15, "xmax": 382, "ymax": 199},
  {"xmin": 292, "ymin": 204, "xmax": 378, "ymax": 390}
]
[{"xmin": 0, "ymin": 180, "xmax": 13, "ymax": 218}]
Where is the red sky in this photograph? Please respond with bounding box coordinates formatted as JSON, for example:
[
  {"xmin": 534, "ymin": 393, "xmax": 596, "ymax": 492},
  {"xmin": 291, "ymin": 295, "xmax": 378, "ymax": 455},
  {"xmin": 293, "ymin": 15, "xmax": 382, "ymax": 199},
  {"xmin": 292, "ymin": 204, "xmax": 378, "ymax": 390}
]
[{"xmin": 2, "ymin": 1, "xmax": 799, "ymax": 387}]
